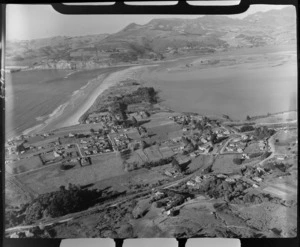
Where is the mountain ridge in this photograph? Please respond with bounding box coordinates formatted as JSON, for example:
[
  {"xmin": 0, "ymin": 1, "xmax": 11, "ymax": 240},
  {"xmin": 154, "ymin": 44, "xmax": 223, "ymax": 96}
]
[{"xmin": 6, "ymin": 7, "xmax": 296, "ymax": 70}]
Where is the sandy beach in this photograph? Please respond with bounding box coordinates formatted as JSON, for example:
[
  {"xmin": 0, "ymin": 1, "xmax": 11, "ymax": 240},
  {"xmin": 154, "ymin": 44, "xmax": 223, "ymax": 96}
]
[
  {"xmin": 57, "ymin": 65, "xmax": 147, "ymax": 128},
  {"xmin": 23, "ymin": 65, "xmax": 147, "ymax": 136}
]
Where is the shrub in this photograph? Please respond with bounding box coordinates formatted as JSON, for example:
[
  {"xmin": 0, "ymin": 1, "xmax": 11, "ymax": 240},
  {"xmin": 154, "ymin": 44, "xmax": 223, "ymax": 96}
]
[
  {"xmin": 233, "ymin": 158, "xmax": 243, "ymax": 165},
  {"xmin": 240, "ymin": 125, "xmax": 255, "ymax": 132},
  {"xmin": 24, "ymin": 184, "xmax": 103, "ymax": 223},
  {"xmin": 249, "ymin": 153, "xmax": 262, "ymax": 159}
]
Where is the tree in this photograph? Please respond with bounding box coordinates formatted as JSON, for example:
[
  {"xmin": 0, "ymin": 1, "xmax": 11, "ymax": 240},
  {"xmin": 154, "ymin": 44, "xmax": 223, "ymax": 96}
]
[
  {"xmin": 131, "ymin": 116, "xmax": 138, "ymax": 127},
  {"xmin": 233, "ymin": 158, "xmax": 243, "ymax": 165},
  {"xmin": 246, "ymin": 115, "xmax": 251, "ymax": 121},
  {"xmin": 90, "ymin": 128, "xmax": 95, "ymax": 133},
  {"xmin": 140, "ymin": 140, "xmax": 148, "ymax": 150},
  {"xmin": 211, "ymin": 133, "xmax": 218, "ymax": 144},
  {"xmin": 172, "ymin": 158, "xmax": 183, "ymax": 173},
  {"xmin": 240, "ymin": 125, "xmax": 255, "ymax": 132}
]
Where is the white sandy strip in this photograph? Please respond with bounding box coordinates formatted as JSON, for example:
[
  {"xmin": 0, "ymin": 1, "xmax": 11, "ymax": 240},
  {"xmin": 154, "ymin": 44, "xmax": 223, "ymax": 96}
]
[{"xmin": 58, "ymin": 66, "xmax": 147, "ymax": 128}]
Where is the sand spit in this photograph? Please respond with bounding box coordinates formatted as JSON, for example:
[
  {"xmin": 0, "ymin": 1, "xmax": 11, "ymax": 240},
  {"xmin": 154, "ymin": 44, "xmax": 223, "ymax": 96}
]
[
  {"xmin": 58, "ymin": 65, "xmax": 147, "ymax": 128},
  {"xmin": 22, "ymin": 66, "xmax": 148, "ymax": 136}
]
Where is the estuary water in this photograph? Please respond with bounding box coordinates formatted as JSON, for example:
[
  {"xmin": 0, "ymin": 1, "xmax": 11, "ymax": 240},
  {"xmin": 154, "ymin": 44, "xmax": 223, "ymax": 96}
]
[
  {"xmin": 142, "ymin": 49, "xmax": 297, "ymax": 120},
  {"xmin": 5, "ymin": 67, "xmax": 125, "ymax": 139}
]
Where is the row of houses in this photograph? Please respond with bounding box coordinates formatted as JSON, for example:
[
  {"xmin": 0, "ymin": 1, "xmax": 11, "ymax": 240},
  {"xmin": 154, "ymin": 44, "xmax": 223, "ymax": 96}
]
[
  {"xmin": 80, "ymin": 135, "xmax": 113, "ymax": 155},
  {"xmin": 110, "ymin": 133, "xmax": 130, "ymax": 151}
]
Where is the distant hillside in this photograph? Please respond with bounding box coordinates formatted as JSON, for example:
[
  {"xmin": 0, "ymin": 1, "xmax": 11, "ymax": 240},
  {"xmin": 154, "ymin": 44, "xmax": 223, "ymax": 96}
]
[{"xmin": 6, "ymin": 7, "xmax": 296, "ymax": 70}]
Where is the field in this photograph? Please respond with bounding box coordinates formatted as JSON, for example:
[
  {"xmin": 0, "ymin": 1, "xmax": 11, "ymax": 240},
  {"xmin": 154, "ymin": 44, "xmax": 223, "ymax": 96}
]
[
  {"xmin": 263, "ymin": 182, "xmax": 297, "ymax": 200},
  {"xmin": 126, "ymin": 151, "xmax": 144, "ymax": 166},
  {"xmin": 188, "ymin": 155, "xmax": 214, "ymax": 173},
  {"xmin": 6, "ymin": 156, "xmax": 44, "ymax": 175},
  {"xmin": 274, "ymin": 129, "xmax": 298, "ymax": 155},
  {"xmin": 146, "ymin": 123, "xmax": 182, "ymax": 144},
  {"xmin": 144, "ymin": 146, "xmax": 163, "ymax": 161},
  {"xmin": 159, "ymin": 146, "xmax": 175, "ymax": 158},
  {"xmin": 212, "ymin": 155, "xmax": 241, "ymax": 174},
  {"xmin": 16, "ymin": 153, "xmax": 125, "ymax": 195},
  {"xmin": 135, "ymin": 149, "xmax": 149, "ymax": 162},
  {"xmin": 5, "ymin": 176, "xmax": 37, "ymax": 206},
  {"xmin": 244, "ymin": 141, "xmax": 263, "ymax": 154}
]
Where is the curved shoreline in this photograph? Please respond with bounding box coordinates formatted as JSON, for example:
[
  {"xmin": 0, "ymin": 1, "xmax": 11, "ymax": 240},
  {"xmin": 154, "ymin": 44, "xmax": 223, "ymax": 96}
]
[
  {"xmin": 21, "ymin": 65, "xmax": 148, "ymax": 136},
  {"xmin": 56, "ymin": 65, "xmax": 147, "ymax": 129}
]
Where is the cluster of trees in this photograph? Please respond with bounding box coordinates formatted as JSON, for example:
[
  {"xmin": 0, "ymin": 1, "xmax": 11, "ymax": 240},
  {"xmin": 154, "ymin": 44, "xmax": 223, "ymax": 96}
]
[
  {"xmin": 24, "ymin": 184, "xmax": 103, "ymax": 224},
  {"xmin": 248, "ymin": 152, "xmax": 263, "ymax": 159},
  {"xmin": 171, "ymin": 158, "xmax": 190, "ymax": 174},
  {"xmin": 264, "ymin": 162, "xmax": 292, "ymax": 173},
  {"xmin": 109, "ymin": 87, "xmax": 157, "ymax": 124},
  {"xmin": 233, "ymin": 158, "xmax": 243, "ymax": 165},
  {"xmin": 240, "ymin": 125, "xmax": 255, "ymax": 132},
  {"xmin": 253, "ymin": 126, "xmax": 275, "ymax": 139},
  {"xmin": 119, "ymin": 87, "xmax": 158, "ymax": 106},
  {"xmin": 109, "ymin": 51, "xmax": 138, "ymax": 62},
  {"xmin": 124, "ymin": 161, "xmax": 139, "ymax": 172},
  {"xmin": 143, "ymin": 156, "xmax": 174, "ymax": 170},
  {"xmin": 124, "ymin": 157, "xmax": 175, "ymax": 173},
  {"xmin": 260, "ymin": 151, "xmax": 272, "ymax": 160},
  {"xmin": 16, "ymin": 140, "xmax": 29, "ymax": 153}
]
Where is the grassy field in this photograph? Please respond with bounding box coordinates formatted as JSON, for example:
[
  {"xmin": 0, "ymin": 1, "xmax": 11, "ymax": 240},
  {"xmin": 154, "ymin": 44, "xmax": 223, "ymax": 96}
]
[
  {"xmin": 147, "ymin": 123, "xmax": 182, "ymax": 143},
  {"xmin": 135, "ymin": 149, "xmax": 149, "ymax": 162},
  {"xmin": 6, "ymin": 176, "xmax": 37, "ymax": 206},
  {"xmin": 144, "ymin": 146, "xmax": 163, "ymax": 161},
  {"xmin": 244, "ymin": 141, "xmax": 263, "ymax": 154},
  {"xmin": 274, "ymin": 129, "xmax": 298, "ymax": 154},
  {"xmin": 189, "ymin": 155, "xmax": 214, "ymax": 173},
  {"xmin": 6, "ymin": 156, "xmax": 43, "ymax": 175},
  {"xmin": 16, "ymin": 152, "xmax": 125, "ymax": 194},
  {"xmin": 126, "ymin": 151, "xmax": 144, "ymax": 166},
  {"xmin": 159, "ymin": 146, "xmax": 174, "ymax": 158},
  {"xmin": 212, "ymin": 155, "xmax": 241, "ymax": 174}
]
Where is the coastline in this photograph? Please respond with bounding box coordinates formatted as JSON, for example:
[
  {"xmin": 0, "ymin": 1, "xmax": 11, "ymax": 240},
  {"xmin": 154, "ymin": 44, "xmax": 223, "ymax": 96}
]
[
  {"xmin": 21, "ymin": 65, "xmax": 148, "ymax": 136},
  {"xmin": 56, "ymin": 65, "xmax": 148, "ymax": 129}
]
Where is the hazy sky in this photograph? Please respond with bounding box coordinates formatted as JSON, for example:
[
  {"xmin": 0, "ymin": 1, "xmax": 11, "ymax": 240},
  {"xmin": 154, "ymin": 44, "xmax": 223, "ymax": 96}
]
[{"xmin": 6, "ymin": 3, "xmax": 289, "ymax": 41}]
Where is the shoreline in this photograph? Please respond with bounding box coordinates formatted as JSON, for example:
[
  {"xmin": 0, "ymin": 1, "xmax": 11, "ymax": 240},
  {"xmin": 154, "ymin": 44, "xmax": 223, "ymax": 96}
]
[
  {"xmin": 56, "ymin": 65, "xmax": 148, "ymax": 129},
  {"xmin": 20, "ymin": 65, "xmax": 148, "ymax": 137},
  {"xmin": 8, "ymin": 45, "xmax": 297, "ymax": 140}
]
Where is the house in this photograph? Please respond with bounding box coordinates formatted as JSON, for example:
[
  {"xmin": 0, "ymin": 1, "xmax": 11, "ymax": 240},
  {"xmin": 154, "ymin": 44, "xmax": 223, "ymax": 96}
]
[
  {"xmin": 167, "ymin": 208, "xmax": 179, "ymax": 216},
  {"xmin": 187, "ymin": 181, "xmax": 196, "ymax": 187},
  {"xmin": 200, "ymin": 138, "xmax": 207, "ymax": 144},
  {"xmin": 53, "ymin": 151, "xmax": 60, "ymax": 158},
  {"xmin": 253, "ymin": 177, "xmax": 262, "ymax": 182},
  {"xmin": 232, "ymin": 138, "xmax": 241, "ymax": 143},
  {"xmin": 217, "ymin": 174, "xmax": 227, "ymax": 179},
  {"xmin": 225, "ymin": 178, "xmax": 235, "ymax": 183},
  {"xmin": 164, "ymin": 170, "xmax": 173, "ymax": 177},
  {"xmin": 190, "ymin": 152, "xmax": 198, "ymax": 158},
  {"xmin": 242, "ymin": 153, "xmax": 250, "ymax": 159},
  {"xmin": 242, "ymin": 135, "xmax": 248, "ymax": 140}
]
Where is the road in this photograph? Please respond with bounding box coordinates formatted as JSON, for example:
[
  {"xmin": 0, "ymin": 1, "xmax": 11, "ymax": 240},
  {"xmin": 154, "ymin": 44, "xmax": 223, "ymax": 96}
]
[
  {"xmin": 5, "ymin": 152, "xmax": 217, "ymax": 234},
  {"xmin": 5, "ymin": 122, "xmax": 288, "ymax": 234}
]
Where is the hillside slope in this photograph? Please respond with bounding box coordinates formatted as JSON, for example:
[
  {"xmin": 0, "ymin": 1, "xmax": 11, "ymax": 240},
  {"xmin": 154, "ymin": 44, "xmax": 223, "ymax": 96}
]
[{"xmin": 6, "ymin": 7, "xmax": 296, "ymax": 70}]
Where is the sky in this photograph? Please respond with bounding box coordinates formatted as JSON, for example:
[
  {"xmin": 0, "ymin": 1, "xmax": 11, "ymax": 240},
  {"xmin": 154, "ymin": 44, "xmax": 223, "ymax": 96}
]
[{"xmin": 6, "ymin": 3, "xmax": 289, "ymax": 41}]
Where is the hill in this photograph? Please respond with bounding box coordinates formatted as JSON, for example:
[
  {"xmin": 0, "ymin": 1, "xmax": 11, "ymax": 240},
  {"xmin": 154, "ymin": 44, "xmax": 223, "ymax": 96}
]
[{"xmin": 6, "ymin": 7, "xmax": 296, "ymax": 70}]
